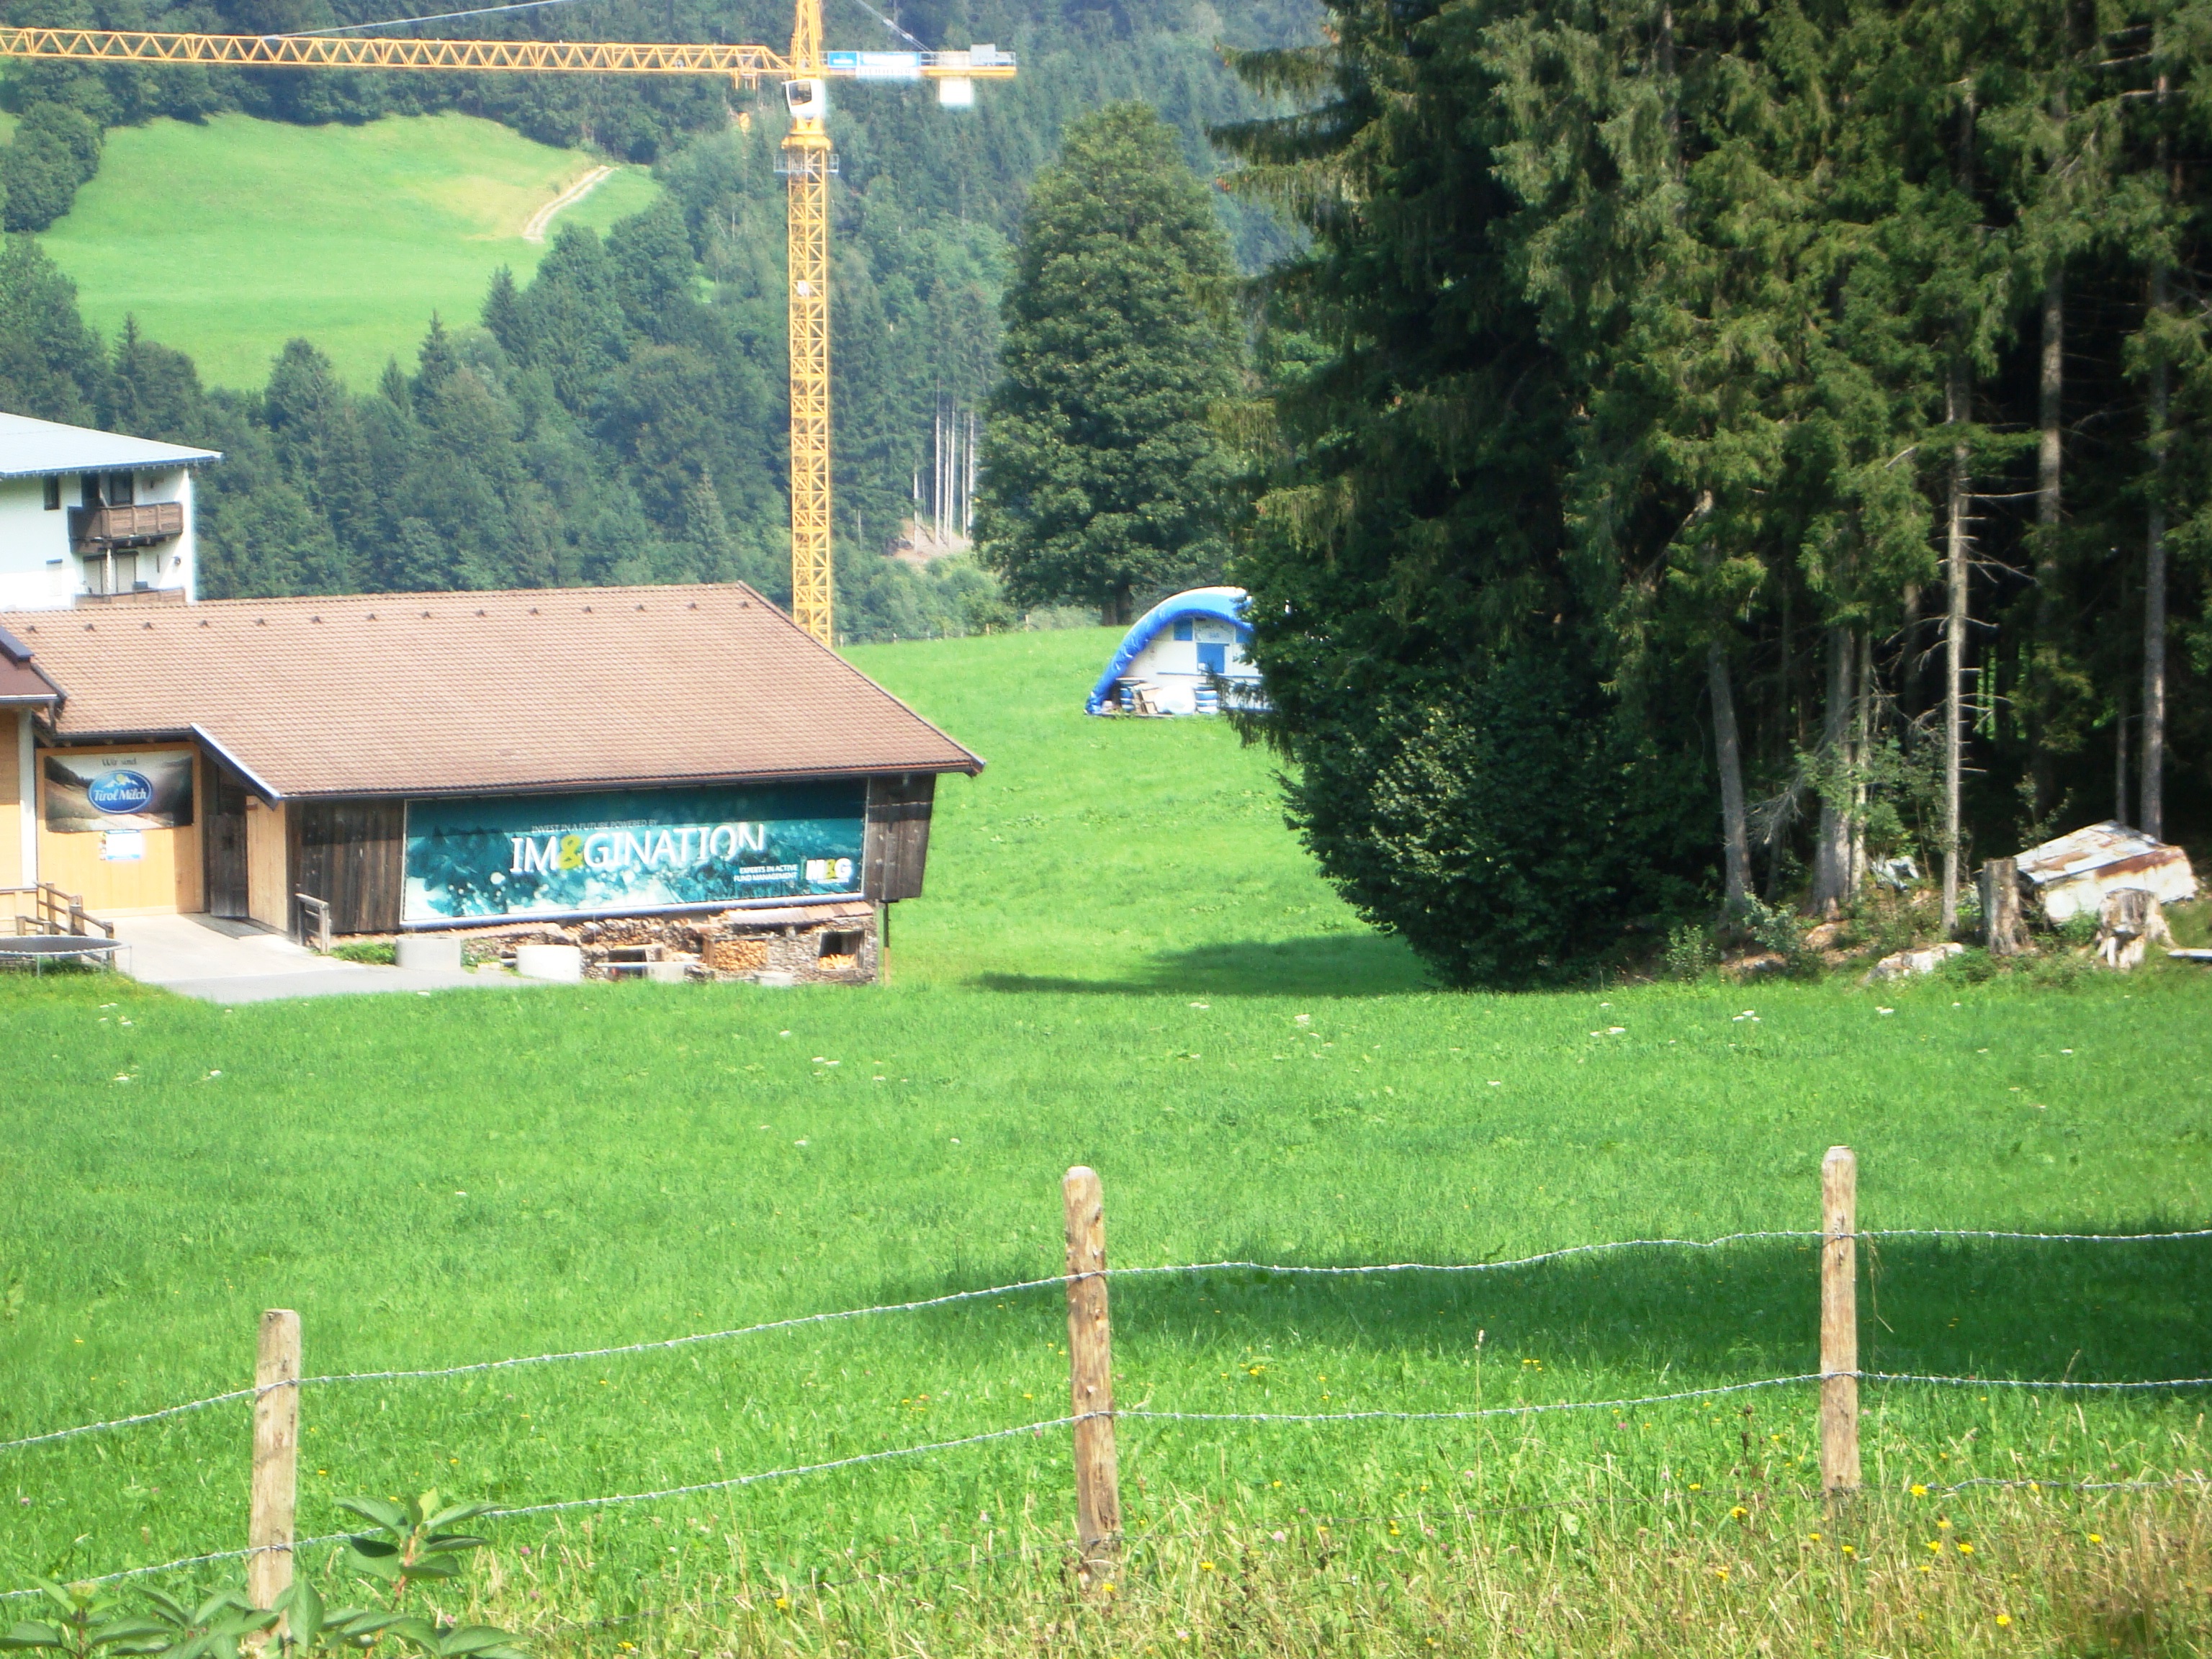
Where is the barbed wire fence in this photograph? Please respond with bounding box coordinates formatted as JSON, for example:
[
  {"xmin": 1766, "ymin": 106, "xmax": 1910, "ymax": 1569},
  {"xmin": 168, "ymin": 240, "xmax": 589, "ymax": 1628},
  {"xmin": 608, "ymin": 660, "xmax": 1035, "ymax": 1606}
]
[{"xmin": 5, "ymin": 1146, "xmax": 2210, "ymax": 1607}]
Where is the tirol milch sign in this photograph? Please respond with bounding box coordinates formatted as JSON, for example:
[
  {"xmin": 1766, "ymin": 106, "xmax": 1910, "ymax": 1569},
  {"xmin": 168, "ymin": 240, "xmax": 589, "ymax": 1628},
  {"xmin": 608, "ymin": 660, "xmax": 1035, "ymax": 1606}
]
[
  {"xmin": 403, "ymin": 783, "xmax": 866, "ymax": 923},
  {"xmin": 42, "ymin": 749, "xmax": 196, "ymax": 832}
]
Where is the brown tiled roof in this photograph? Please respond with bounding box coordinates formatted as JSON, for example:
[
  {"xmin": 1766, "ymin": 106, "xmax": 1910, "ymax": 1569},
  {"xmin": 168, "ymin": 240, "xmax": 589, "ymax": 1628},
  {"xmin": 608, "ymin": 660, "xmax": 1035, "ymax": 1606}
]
[
  {"xmin": 0, "ymin": 657, "xmax": 60, "ymax": 703},
  {"xmin": 5, "ymin": 584, "xmax": 982, "ymax": 799},
  {"xmin": 0, "ymin": 624, "xmax": 61, "ymax": 705}
]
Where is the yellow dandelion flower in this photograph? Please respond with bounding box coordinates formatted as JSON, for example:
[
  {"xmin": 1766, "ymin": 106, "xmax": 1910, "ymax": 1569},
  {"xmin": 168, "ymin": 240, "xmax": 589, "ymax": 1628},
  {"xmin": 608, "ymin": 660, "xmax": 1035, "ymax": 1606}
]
[
  {"xmin": 1712, "ymin": 1567, "xmax": 1729, "ymax": 1581},
  {"xmin": 1689, "ymin": 1483, "xmax": 1703, "ymax": 1492},
  {"xmin": 1840, "ymin": 1545, "xmax": 1856, "ymax": 1556},
  {"xmin": 1938, "ymin": 1518, "xmax": 1952, "ymax": 1530},
  {"xmin": 1910, "ymin": 1484, "xmax": 1928, "ymax": 1497},
  {"xmin": 1958, "ymin": 1542, "xmax": 1975, "ymax": 1555},
  {"xmin": 774, "ymin": 1596, "xmax": 791, "ymax": 1611},
  {"xmin": 1200, "ymin": 1560, "xmax": 1216, "ymax": 1571},
  {"xmin": 1730, "ymin": 1506, "xmax": 1748, "ymax": 1520},
  {"xmin": 1807, "ymin": 1533, "xmax": 1822, "ymax": 1543},
  {"xmin": 1927, "ymin": 1540, "xmax": 1945, "ymax": 1552},
  {"xmin": 2087, "ymin": 1533, "xmax": 2103, "ymax": 1545},
  {"xmin": 1996, "ymin": 1614, "xmax": 2012, "ymax": 1627}
]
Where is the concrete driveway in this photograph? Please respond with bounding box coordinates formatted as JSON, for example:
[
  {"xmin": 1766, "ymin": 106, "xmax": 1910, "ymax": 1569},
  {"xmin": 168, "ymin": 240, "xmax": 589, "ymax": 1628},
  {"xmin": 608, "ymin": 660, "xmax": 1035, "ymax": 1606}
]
[{"xmin": 109, "ymin": 914, "xmax": 531, "ymax": 1004}]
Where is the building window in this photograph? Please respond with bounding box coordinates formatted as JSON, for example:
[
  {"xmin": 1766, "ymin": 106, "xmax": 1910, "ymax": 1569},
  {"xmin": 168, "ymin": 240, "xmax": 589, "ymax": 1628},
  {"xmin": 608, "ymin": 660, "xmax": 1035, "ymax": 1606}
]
[
  {"xmin": 819, "ymin": 930, "xmax": 865, "ymax": 958},
  {"xmin": 81, "ymin": 475, "xmax": 102, "ymax": 508},
  {"xmin": 42, "ymin": 477, "xmax": 60, "ymax": 511},
  {"xmin": 85, "ymin": 552, "xmax": 139, "ymax": 595},
  {"xmin": 1172, "ymin": 619, "xmax": 1194, "ymax": 642},
  {"xmin": 106, "ymin": 472, "xmax": 135, "ymax": 506}
]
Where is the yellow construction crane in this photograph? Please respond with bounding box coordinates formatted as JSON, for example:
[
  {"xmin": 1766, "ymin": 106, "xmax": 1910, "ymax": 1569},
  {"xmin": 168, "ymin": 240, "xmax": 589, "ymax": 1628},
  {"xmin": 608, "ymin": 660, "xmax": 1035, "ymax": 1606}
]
[{"xmin": 0, "ymin": 7, "xmax": 1012, "ymax": 645}]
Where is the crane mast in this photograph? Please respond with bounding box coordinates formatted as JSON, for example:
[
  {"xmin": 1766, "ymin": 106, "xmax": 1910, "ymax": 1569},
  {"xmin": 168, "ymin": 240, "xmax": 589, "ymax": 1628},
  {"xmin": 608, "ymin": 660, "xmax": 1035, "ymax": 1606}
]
[
  {"xmin": 779, "ymin": 0, "xmax": 835, "ymax": 644},
  {"xmin": 0, "ymin": 17, "xmax": 1012, "ymax": 648}
]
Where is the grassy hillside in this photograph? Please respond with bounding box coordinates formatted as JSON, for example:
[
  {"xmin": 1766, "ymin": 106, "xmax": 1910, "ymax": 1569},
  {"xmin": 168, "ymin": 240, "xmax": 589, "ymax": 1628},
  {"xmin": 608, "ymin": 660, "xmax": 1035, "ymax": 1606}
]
[
  {"xmin": 1, "ymin": 629, "xmax": 2208, "ymax": 1654},
  {"xmin": 38, "ymin": 113, "xmax": 658, "ymax": 388},
  {"xmin": 845, "ymin": 627, "xmax": 1430, "ymax": 993}
]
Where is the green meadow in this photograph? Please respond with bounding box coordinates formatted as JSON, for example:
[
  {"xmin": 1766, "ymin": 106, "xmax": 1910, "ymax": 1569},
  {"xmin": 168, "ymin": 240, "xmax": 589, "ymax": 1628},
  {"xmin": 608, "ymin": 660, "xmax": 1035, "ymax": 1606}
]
[
  {"xmin": 2, "ymin": 626, "xmax": 2209, "ymax": 1653},
  {"xmin": 38, "ymin": 113, "xmax": 658, "ymax": 389}
]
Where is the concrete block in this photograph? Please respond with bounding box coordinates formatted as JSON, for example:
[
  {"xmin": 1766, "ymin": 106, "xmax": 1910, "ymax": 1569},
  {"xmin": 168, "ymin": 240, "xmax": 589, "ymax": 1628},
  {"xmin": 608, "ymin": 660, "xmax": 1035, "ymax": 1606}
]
[
  {"xmin": 515, "ymin": 944, "xmax": 584, "ymax": 983},
  {"xmin": 395, "ymin": 935, "xmax": 462, "ymax": 972}
]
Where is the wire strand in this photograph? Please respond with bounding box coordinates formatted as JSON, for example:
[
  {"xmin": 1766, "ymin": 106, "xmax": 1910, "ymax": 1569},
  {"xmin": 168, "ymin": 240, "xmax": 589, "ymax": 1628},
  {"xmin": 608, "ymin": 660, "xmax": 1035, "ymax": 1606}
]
[
  {"xmin": 1122, "ymin": 1375, "xmax": 1825, "ymax": 1426},
  {"xmin": 1865, "ymin": 1227, "xmax": 2212, "ymax": 1243},
  {"xmin": 287, "ymin": 0, "xmax": 596, "ymax": 37},
  {"xmin": 838, "ymin": 0, "xmax": 927, "ymax": 51},
  {"xmin": 0, "ymin": 1388, "xmax": 257, "ymax": 1455},
  {"xmin": 12, "ymin": 1222, "xmax": 2212, "ymax": 1457},
  {"xmin": 487, "ymin": 1414, "xmax": 1087, "ymax": 1519},
  {"xmin": 1864, "ymin": 1372, "xmax": 2212, "ymax": 1392}
]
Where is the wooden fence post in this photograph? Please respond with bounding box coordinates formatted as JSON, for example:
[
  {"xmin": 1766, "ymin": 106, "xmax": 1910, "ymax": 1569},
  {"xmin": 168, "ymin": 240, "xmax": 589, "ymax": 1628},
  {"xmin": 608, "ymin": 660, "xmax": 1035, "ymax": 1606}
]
[
  {"xmin": 249, "ymin": 1309, "xmax": 302, "ymax": 1614},
  {"xmin": 1063, "ymin": 1166, "xmax": 1121, "ymax": 1591},
  {"xmin": 1819, "ymin": 1148, "xmax": 1861, "ymax": 1498}
]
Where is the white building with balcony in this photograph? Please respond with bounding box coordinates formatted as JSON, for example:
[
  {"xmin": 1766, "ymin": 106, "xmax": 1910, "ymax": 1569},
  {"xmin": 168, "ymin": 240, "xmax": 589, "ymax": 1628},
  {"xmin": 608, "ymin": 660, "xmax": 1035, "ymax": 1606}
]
[{"xmin": 0, "ymin": 412, "xmax": 221, "ymax": 611}]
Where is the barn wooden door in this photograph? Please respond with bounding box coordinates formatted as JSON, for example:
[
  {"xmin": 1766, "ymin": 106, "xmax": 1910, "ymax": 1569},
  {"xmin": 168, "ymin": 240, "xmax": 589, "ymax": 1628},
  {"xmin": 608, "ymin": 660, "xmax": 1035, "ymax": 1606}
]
[
  {"xmin": 203, "ymin": 764, "xmax": 250, "ymax": 920},
  {"xmin": 288, "ymin": 799, "xmax": 405, "ymax": 935}
]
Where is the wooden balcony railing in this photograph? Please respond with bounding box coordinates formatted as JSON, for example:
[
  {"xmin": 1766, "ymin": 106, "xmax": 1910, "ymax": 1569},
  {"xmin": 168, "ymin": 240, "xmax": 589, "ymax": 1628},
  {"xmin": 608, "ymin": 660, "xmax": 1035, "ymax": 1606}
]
[{"xmin": 69, "ymin": 500, "xmax": 185, "ymax": 551}]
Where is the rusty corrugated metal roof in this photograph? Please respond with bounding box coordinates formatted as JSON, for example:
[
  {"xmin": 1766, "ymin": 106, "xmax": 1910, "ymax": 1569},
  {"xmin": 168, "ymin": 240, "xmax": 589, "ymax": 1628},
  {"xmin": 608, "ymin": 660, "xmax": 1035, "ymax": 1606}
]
[
  {"xmin": 6, "ymin": 584, "xmax": 981, "ymax": 799},
  {"xmin": 2017, "ymin": 822, "xmax": 2175, "ymax": 885},
  {"xmin": 2015, "ymin": 819, "xmax": 2198, "ymax": 925}
]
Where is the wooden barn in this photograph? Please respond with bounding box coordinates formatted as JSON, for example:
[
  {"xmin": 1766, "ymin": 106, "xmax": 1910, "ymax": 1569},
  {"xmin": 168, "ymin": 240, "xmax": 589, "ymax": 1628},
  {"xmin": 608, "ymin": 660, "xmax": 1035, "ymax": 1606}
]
[{"xmin": 0, "ymin": 584, "xmax": 981, "ymax": 982}]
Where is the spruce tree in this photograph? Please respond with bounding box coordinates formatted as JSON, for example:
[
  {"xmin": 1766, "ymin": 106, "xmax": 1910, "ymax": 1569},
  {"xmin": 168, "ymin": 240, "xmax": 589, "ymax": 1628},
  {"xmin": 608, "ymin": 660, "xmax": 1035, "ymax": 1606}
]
[{"xmin": 976, "ymin": 102, "xmax": 1242, "ymax": 624}]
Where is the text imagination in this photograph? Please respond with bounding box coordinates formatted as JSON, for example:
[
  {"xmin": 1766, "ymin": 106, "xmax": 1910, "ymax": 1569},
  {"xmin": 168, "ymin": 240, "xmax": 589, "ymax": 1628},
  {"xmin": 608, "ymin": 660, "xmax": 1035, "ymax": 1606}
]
[{"xmin": 511, "ymin": 822, "xmax": 770, "ymax": 875}]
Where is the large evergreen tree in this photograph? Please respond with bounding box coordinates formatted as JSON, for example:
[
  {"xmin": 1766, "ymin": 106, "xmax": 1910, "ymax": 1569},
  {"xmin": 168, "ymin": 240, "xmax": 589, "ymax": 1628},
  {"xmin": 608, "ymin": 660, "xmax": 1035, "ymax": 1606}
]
[
  {"xmin": 976, "ymin": 102, "xmax": 1244, "ymax": 623},
  {"xmin": 1220, "ymin": 0, "xmax": 2211, "ymax": 986}
]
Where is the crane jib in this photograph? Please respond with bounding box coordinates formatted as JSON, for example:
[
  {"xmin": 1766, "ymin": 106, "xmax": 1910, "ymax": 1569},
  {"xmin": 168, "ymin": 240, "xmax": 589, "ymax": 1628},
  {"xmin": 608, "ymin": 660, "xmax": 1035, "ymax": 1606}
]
[{"xmin": 0, "ymin": 27, "xmax": 1014, "ymax": 79}]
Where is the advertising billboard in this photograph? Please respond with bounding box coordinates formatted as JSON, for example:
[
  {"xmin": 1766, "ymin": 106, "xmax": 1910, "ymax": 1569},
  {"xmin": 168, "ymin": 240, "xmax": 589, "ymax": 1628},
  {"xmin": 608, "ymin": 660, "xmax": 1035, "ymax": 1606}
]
[
  {"xmin": 403, "ymin": 782, "xmax": 867, "ymax": 923},
  {"xmin": 42, "ymin": 749, "xmax": 196, "ymax": 832}
]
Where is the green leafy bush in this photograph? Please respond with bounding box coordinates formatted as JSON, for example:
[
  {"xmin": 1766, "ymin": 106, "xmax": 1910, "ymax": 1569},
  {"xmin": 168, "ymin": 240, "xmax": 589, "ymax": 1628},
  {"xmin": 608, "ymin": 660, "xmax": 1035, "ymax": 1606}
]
[
  {"xmin": 0, "ymin": 1493, "xmax": 522, "ymax": 1659},
  {"xmin": 1277, "ymin": 644, "xmax": 1713, "ymax": 989},
  {"xmin": 1663, "ymin": 922, "xmax": 1719, "ymax": 981}
]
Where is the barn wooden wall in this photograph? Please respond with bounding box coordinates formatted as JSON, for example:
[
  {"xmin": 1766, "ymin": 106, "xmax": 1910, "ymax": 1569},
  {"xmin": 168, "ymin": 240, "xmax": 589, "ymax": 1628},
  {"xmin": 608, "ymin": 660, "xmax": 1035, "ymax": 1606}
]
[
  {"xmin": 864, "ymin": 773, "xmax": 936, "ymax": 904},
  {"xmin": 289, "ymin": 799, "xmax": 404, "ymax": 934}
]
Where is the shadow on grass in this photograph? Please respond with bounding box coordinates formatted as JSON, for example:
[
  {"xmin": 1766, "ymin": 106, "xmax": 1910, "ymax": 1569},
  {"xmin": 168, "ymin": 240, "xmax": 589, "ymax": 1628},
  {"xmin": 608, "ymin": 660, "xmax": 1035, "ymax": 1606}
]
[
  {"xmin": 813, "ymin": 1231, "xmax": 2212, "ymax": 1398},
  {"xmin": 1114, "ymin": 1231, "xmax": 2212, "ymax": 1389},
  {"xmin": 975, "ymin": 932, "xmax": 1432, "ymax": 999}
]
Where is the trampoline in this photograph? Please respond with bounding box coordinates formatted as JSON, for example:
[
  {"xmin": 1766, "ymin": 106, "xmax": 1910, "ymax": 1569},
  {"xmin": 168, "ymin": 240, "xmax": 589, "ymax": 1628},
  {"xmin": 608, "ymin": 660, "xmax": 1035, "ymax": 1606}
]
[{"xmin": 0, "ymin": 934, "xmax": 127, "ymax": 975}]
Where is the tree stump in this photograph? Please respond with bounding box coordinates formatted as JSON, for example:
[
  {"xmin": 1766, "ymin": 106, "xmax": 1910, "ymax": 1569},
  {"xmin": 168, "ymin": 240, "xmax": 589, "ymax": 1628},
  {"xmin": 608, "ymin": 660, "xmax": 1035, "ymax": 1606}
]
[
  {"xmin": 1979, "ymin": 858, "xmax": 2026, "ymax": 956},
  {"xmin": 2095, "ymin": 887, "xmax": 2172, "ymax": 971}
]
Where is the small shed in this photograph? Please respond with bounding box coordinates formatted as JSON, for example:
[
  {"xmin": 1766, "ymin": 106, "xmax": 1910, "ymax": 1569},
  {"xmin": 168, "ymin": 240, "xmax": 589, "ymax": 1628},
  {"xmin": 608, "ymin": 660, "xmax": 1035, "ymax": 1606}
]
[
  {"xmin": 2014, "ymin": 820, "xmax": 2198, "ymax": 924},
  {"xmin": 1085, "ymin": 587, "xmax": 1264, "ymax": 716}
]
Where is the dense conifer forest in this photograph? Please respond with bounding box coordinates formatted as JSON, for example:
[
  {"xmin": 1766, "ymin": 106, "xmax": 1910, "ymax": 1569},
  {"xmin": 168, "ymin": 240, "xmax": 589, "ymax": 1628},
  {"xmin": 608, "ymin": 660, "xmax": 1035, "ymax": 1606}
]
[{"xmin": 1220, "ymin": 0, "xmax": 2212, "ymax": 981}]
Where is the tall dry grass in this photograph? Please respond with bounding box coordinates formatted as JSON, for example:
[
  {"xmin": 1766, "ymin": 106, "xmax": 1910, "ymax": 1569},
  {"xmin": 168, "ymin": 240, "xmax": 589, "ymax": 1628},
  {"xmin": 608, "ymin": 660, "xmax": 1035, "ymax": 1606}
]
[{"xmin": 469, "ymin": 1468, "xmax": 2212, "ymax": 1658}]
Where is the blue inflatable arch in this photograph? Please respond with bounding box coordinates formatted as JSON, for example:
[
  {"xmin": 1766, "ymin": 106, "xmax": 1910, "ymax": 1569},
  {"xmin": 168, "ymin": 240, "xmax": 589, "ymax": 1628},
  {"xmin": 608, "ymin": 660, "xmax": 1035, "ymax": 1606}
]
[{"xmin": 1086, "ymin": 587, "xmax": 1254, "ymax": 714}]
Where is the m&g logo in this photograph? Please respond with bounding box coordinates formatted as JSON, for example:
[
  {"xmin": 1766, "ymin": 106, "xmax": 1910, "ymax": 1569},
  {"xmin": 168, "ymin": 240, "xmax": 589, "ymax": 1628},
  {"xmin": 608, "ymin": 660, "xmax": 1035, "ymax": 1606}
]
[
  {"xmin": 86, "ymin": 769, "xmax": 156, "ymax": 816},
  {"xmin": 510, "ymin": 822, "xmax": 770, "ymax": 876}
]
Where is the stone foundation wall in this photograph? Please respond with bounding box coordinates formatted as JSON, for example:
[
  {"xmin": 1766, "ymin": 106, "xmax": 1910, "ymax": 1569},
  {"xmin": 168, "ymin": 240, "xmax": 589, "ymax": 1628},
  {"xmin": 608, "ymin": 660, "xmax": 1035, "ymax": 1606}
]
[{"xmin": 355, "ymin": 907, "xmax": 880, "ymax": 984}]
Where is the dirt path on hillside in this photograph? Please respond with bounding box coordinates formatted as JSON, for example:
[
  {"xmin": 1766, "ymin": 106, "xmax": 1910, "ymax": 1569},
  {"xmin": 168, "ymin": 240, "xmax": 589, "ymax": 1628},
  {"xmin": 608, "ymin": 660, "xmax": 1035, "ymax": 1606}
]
[{"xmin": 523, "ymin": 164, "xmax": 616, "ymax": 243}]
